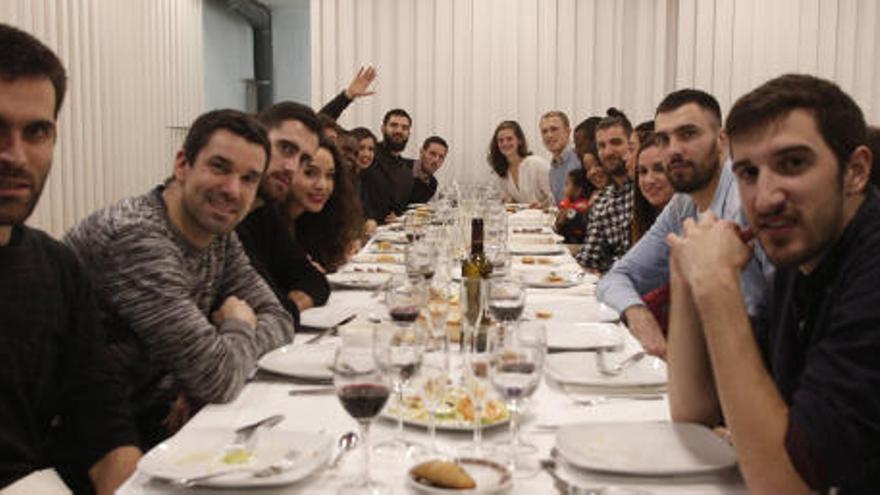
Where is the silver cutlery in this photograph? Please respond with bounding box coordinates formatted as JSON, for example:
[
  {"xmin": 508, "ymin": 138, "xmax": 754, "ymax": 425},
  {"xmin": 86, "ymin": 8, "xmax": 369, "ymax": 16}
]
[
  {"xmin": 597, "ymin": 350, "xmax": 646, "ymax": 377},
  {"xmin": 288, "ymin": 387, "xmax": 336, "ymax": 396},
  {"xmin": 328, "ymin": 430, "xmax": 359, "ymax": 469},
  {"xmin": 567, "ymin": 393, "xmax": 664, "ymax": 406},
  {"xmin": 541, "ymin": 450, "xmax": 651, "ymax": 495}
]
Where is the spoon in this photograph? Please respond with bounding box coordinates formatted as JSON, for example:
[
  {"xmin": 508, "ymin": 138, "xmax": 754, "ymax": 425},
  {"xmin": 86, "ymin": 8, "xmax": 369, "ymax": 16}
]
[{"xmin": 328, "ymin": 431, "xmax": 359, "ymax": 469}]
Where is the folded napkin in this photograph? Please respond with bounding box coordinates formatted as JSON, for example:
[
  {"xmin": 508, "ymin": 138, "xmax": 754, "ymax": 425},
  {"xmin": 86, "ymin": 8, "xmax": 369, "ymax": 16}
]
[{"xmin": 1, "ymin": 469, "xmax": 71, "ymax": 495}]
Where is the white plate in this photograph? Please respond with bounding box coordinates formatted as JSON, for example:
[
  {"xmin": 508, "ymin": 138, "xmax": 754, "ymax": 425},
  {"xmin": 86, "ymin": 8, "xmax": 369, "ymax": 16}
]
[
  {"xmin": 351, "ymin": 253, "xmax": 405, "ymax": 264},
  {"xmin": 327, "ymin": 271, "xmax": 390, "ymax": 290},
  {"xmin": 367, "ymin": 242, "xmax": 407, "ymax": 254},
  {"xmin": 545, "ymin": 352, "xmax": 666, "ymax": 388},
  {"xmin": 526, "ymin": 297, "xmax": 618, "ymax": 324},
  {"xmin": 380, "ymin": 391, "xmax": 509, "ymax": 432},
  {"xmin": 508, "ymin": 243, "xmax": 565, "ymax": 255},
  {"xmin": 258, "ymin": 343, "xmax": 335, "ymax": 380},
  {"xmin": 513, "ymin": 255, "xmax": 570, "ymax": 267},
  {"xmin": 139, "ymin": 428, "xmax": 332, "ymax": 487},
  {"xmin": 373, "ymin": 231, "xmax": 408, "ymax": 243},
  {"xmin": 522, "ymin": 271, "xmax": 581, "ymax": 288},
  {"xmin": 555, "ymin": 422, "xmax": 737, "ymax": 476},
  {"xmin": 547, "ymin": 322, "xmax": 624, "ymax": 351},
  {"xmin": 408, "ymin": 458, "xmax": 513, "ymax": 494},
  {"xmin": 508, "ymin": 233, "xmax": 564, "ymax": 245}
]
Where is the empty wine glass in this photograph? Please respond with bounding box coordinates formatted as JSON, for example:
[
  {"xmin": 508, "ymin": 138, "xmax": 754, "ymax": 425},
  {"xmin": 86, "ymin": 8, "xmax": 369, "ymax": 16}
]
[
  {"xmin": 485, "ymin": 242, "xmax": 512, "ymax": 278},
  {"xmin": 334, "ymin": 336, "xmax": 392, "ymax": 495},
  {"xmin": 405, "ymin": 241, "xmax": 437, "ymax": 281},
  {"xmin": 415, "ymin": 348, "xmax": 449, "ymax": 455},
  {"xmin": 490, "ymin": 321, "xmax": 546, "ymax": 476},
  {"xmin": 457, "ymin": 323, "xmax": 498, "ymax": 458},
  {"xmin": 372, "ymin": 317, "xmax": 426, "ymax": 458}
]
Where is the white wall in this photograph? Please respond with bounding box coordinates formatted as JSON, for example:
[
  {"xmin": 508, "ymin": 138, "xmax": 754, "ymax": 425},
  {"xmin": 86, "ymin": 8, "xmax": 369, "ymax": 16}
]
[
  {"xmin": 311, "ymin": 0, "xmax": 880, "ymax": 186},
  {"xmin": 1, "ymin": 0, "xmax": 205, "ymax": 238},
  {"xmin": 203, "ymin": 0, "xmax": 254, "ymax": 111},
  {"xmin": 273, "ymin": 0, "xmax": 312, "ymax": 104}
]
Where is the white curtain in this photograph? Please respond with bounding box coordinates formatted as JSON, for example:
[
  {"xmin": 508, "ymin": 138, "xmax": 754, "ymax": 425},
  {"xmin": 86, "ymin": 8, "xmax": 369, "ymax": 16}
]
[
  {"xmin": 0, "ymin": 0, "xmax": 204, "ymax": 238},
  {"xmin": 311, "ymin": 0, "xmax": 880, "ymax": 186}
]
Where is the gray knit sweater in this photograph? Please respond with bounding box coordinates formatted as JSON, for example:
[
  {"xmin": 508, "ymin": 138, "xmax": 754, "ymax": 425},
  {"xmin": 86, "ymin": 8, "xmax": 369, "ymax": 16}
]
[{"xmin": 64, "ymin": 187, "xmax": 294, "ymax": 407}]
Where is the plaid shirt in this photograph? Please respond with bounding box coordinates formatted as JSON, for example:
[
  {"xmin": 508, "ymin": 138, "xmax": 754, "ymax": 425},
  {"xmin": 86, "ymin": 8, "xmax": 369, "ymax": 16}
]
[{"xmin": 575, "ymin": 180, "xmax": 634, "ymax": 272}]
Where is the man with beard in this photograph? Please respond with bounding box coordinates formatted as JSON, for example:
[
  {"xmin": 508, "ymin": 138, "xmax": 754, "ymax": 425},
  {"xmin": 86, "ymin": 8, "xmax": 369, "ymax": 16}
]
[
  {"xmin": 361, "ymin": 108, "xmax": 435, "ymax": 223},
  {"xmin": 65, "ymin": 110, "xmax": 294, "ymax": 448},
  {"xmin": 575, "ymin": 109, "xmax": 635, "ymax": 273},
  {"xmin": 236, "ymin": 101, "xmax": 328, "ymax": 324},
  {"xmin": 667, "ymin": 74, "xmax": 879, "ymax": 494},
  {"xmin": 597, "ymin": 89, "xmax": 770, "ymax": 357},
  {"xmin": 0, "ymin": 23, "xmax": 140, "ymax": 494}
]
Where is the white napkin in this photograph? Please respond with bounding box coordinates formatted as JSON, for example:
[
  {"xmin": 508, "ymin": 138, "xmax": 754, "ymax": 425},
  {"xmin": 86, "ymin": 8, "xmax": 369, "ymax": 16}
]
[
  {"xmin": 1, "ymin": 469, "xmax": 71, "ymax": 495},
  {"xmin": 299, "ymin": 304, "xmax": 356, "ymax": 329}
]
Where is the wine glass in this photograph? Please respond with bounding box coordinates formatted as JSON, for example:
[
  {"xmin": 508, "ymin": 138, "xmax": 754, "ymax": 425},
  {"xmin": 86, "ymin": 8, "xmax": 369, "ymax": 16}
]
[
  {"xmin": 485, "ymin": 242, "xmax": 512, "ymax": 278},
  {"xmin": 405, "ymin": 241, "xmax": 437, "ymax": 281},
  {"xmin": 458, "ymin": 277, "xmax": 484, "ymax": 353},
  {"xmin": 404, "ymin": 212, "xmax": 426, "ymax": 243},
  {"xmin": 415, "ymin": 348, "xmax": 449, "ymax": 455},
  {"xmin": 372, "ymin": 315, "xmax": 426, "ymax": 458},
  {"xmin": 487, "ymin": 276, "xmax": 526, "ymax": 334},
  {"xmin": 426, "ymin": 282, "xmax": 451, "ymax": 352},
  {"xmin": 333, "ymin": 337, "xmax": 392, "ymax": 495},
  {"xmin": 457, "ymin": 322, "xmax": 498, "ymax": 458},
  {"xmin": 490, "ymin": 321, "xmax": 547, "ymax": 476},
  {"xmin": 385, "ymin": 274, "xmax": 427, "ymax": 325}
]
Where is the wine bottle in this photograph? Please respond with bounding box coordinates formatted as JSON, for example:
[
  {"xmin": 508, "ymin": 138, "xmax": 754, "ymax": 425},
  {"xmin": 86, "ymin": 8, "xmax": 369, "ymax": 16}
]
[{"xmin": 461, "ymin": 218, "xmax": 492, "ymax": 351}]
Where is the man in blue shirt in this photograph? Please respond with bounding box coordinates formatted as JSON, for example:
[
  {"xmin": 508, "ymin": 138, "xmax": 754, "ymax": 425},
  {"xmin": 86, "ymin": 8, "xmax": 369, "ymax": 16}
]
[
  {"xmin": 541, "ymin": 110, "xmax": 581, "ymax": 203},
  {"xmin": 597, "ymin": 89, "xmax": 770, "ymax": 357},
  {"xmin": 667, "ymin": 73, "xmax": 879, "ymax": 495}
]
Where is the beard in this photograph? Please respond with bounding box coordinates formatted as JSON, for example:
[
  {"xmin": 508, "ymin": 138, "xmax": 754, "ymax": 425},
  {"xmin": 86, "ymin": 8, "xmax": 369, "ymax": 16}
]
[
  {"xmin": 0, "ymin": 163, "xmax": 47, "ymax": 226},
  {"xmin": 383, "ymin": 132, "xmax": 408, "ymax": 153},
  {"xmin": 666, "ymin": 151, "xmax": 720, "ymax": 194}
]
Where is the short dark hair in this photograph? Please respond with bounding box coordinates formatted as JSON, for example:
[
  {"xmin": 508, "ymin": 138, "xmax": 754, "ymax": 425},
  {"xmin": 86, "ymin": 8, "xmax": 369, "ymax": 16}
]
[
  {"xmin": 574, "ymin": 116, "xmax": 602, "ymax": 136},
  {"xmin": 655, "ymin": 88, "xmax": 722, "ymax": 127},
  {"xmin": 567, "ymin": 167, "xmax": 590, "ymax": 195},
  {"xmin": 182, "ymin": 109, "xmax": 271, "ymax": 171},
  {"xmin": 634, "ymin": 132, "xmax": 658, "ymax": 162},
  {"xmin": 383, "ymin": 108, "xmax": 412, "ymax": 126},
  {"xmin": 258, "ymin": 100, "xmax": 321, "ymax": 136},
  {"xmin": 422, "ymin": 135, "xmax": 448, "ymax": 151},
  {"xmin": 726, "ymin": 74, "xmax": 867, "ymax": 170},
  {"xmin": 0, "ymin": 24, "xmax": 67, "ymax": 117},
  {"xmin": 596, "ymin": 107, "xmax": 633, "ymax": 135}
]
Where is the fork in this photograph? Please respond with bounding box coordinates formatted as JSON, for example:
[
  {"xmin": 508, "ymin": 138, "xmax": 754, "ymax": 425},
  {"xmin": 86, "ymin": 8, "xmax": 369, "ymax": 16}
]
[{"xmin": 596, "ymin": 350, "xmax": 646, "ymax": 377}]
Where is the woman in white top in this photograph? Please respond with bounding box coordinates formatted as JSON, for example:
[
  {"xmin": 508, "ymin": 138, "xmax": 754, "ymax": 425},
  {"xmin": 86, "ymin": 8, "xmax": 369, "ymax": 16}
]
[{"xmin": 487, "ymin": 120, "xmax": 554, "ymax": 207}]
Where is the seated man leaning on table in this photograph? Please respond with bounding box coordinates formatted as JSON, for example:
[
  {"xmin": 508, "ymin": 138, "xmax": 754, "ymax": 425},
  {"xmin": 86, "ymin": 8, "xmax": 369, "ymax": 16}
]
[
  {"xmin": 0, "ymin": 24, "xmax": 140, "ymax": 494},
  {"xmin": 236, "ymin": 101, "xmax": 329, "ymax": 326},
  {"xmin": 597, "ymin": 89, "xmax": 772, "ymax": 358},
  {"xmin": 667, "ymin": 74, "xmax": 880, "ymax": 493},
  {"xmin": 65, "ymin": 109, "xmax": 295, "ymax": 449}
]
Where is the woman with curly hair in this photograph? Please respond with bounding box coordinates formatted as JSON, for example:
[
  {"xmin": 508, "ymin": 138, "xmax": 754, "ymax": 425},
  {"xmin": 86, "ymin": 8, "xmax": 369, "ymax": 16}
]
[
  {"xmin": 285, "ymin": 139, "xmax": 364, "ymax": 272},
  {"xmin": 488, "ymin": 120, "xmax": 553, "ymax": 207}
]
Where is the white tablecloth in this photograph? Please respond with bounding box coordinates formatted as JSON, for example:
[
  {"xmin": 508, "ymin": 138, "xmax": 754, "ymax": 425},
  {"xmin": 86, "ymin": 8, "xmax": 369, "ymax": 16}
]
[{"xmin": 119, "ymin": 249, "xmax": 746, "ymax": 494}]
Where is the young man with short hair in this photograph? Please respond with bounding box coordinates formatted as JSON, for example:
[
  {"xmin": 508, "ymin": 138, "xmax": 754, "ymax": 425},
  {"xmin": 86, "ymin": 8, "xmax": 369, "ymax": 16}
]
[
  {"xmin": 0, "ymin": 23, "xmax": 140, "ymax": 494},
  {"xmin": 236, "ymin": 101, "xmax": 328, "ymax": 323},
  {"xmin": 412, "ymin": 135, "xmax": 448, "ymax": 202},
  {"xmin": 667, "ymin": 74, "xmax": 879, "ymax": 493},
  {"xmin": 575, "ymin": 112, "xmax": 635, "ymax": 273},
  {"xmin": 597, "ymin": 90, "xmax": 770, "ymax": 357},
  {"xmin": 541, "ymin": 110, "xmax": 581, "ymax": 202},
  {"xmin": 65, "ymin": 109, "xmax": 294, "ymax": 448}
]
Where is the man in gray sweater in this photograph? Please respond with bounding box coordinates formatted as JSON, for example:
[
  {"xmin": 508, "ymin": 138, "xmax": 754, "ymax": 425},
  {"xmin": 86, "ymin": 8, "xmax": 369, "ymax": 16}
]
[{"xmin": 65, "ymin": 109, "xmax": 295, "ymax": 447}]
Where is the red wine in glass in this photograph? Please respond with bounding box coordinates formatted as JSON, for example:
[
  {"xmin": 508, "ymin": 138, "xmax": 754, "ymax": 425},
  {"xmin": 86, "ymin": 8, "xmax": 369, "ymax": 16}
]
[
  {"xmin": 389, "ymin": 305, "xmax": 420, "ymax": 323},
  {"xmin": 338, "ymin": 384, "xmax": 391, "ymax": 419}
]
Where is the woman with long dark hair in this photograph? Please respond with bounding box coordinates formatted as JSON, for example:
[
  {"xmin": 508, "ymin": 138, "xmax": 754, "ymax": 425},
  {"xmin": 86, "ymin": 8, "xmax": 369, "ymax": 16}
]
[
  {"xmin": 285, "ymin": 139, "xmax": 364, "ymax": 272},
  {"xmin": 631, "ymin": 134, "xmax": 673, "ymax": 243},
  {"xmin": 488, "ymin": 120, "xmax": 554, "ymax": 207}
]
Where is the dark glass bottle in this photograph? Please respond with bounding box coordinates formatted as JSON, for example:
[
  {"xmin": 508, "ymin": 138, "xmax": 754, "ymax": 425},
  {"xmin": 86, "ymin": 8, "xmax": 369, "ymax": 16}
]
[{"xmin": 461, "ymin": 218, "xmax": 492, "ymax": 351}]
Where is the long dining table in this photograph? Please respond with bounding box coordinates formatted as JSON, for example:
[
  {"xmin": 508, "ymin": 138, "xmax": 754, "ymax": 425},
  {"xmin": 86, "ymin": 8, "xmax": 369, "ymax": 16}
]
[{"xmin": 119, "ymin": 213, "xmax": 747, "ymax": 495}]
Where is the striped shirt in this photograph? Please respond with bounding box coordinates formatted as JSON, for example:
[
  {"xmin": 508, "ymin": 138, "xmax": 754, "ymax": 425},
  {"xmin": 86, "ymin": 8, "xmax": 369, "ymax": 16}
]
[{"xmin": 64, "ymin": 187, "xmax": 294, "ymax": 411}]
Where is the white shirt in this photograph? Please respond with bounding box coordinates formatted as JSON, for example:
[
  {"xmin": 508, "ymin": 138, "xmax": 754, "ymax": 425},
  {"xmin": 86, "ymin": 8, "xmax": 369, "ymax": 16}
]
[{"xmin": 495, "ymin": 155, "xmax": 554, "ymax": 207}]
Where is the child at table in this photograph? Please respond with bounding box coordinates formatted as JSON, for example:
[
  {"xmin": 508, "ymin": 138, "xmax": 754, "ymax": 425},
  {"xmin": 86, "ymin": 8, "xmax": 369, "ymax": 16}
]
[{"xmin": 554, "ymin": 168, "xmax": 593, "ymax": 243}]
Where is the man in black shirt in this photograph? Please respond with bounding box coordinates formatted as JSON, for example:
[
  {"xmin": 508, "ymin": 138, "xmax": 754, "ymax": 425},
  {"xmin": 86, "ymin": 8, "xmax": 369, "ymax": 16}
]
[
  {"xmin": 360, "ymin": 108, "xmax": 421, "ymax": 223},
  {"xmin": 0, "ymin": 23, "xmax": 140, "ymax": 494},
  {"xmin": 411, "ymin": 135, "xmax": 448, "ymax": 204},
  {"xmin": 236, "ymin": 101, "xmax": 328, "ymax": 324},
  {"xmin": 667, "ymin": 75, "xmax": 879, "ymax": 493}
]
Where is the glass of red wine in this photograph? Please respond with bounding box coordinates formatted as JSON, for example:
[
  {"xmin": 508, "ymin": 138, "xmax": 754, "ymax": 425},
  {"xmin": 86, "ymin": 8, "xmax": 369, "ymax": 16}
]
[{"xmin": 333, "ymin": 336, "xmax": 392, "ymax": 495}]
